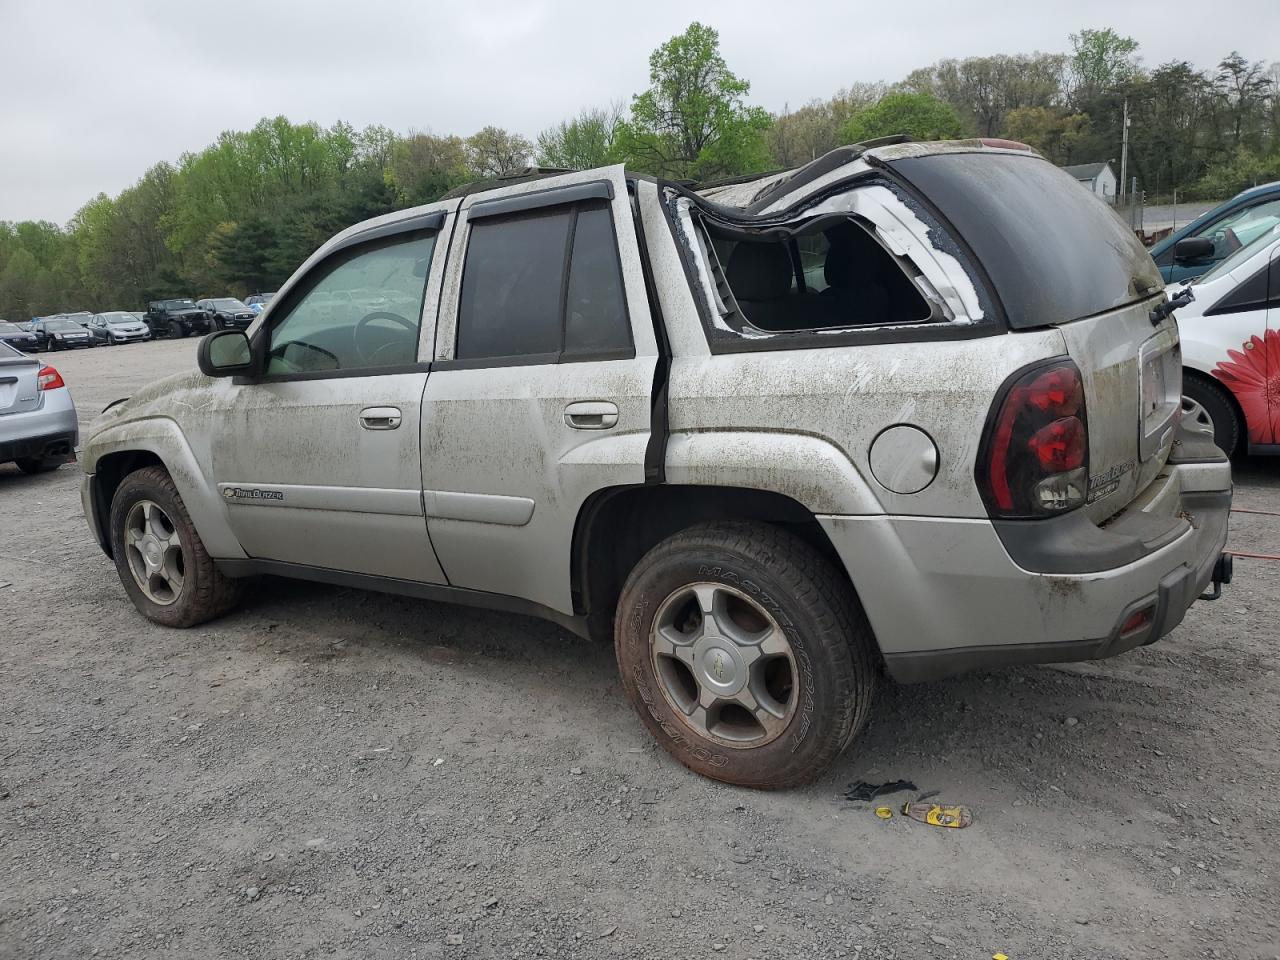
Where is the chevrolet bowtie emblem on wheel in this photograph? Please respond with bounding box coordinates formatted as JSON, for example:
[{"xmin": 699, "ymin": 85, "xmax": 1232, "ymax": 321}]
[
  {"xmin": 222, "ymin": 486, "xmax": 284, "ymax": 502},
  {"xmin": 710, "ymin": 651, "xmax": 726, "ymax": 681}
]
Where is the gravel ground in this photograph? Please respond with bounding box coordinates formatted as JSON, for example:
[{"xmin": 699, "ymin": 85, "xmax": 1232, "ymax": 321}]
[{"xmin": 2, "ymin": 338, "xmax": 1278, "ymax": 960}]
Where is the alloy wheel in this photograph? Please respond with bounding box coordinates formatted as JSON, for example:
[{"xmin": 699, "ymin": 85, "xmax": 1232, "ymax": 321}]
[
  {"xmin": 123, "ymin": 499, "xmax": 186, "ymax": 605},
  {"xmin": 1181, "ymin": 395, "xmax": 1216, "ymax": 437},
  {"xmin": 650, "ymin": 582, "xmax": 798, "ymax": 748}
]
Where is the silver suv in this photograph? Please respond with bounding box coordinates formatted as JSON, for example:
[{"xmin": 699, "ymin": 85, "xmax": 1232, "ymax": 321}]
[{"xmin": 80, "ymin": 140, "xmax": 1233, "ymax": 788}]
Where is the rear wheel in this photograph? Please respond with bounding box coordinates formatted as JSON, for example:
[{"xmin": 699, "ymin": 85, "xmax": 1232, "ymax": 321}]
[
  {"xmin": 1183, "ymin": 375, "xmax": 1243, "ymax": 457},
  {"xmin": 615, "ymin": 521, "xmax": 877, "ymax": 789},
  {"xmin": 109, "ymin": 466, "xmax": 243, "ymax": 627}
]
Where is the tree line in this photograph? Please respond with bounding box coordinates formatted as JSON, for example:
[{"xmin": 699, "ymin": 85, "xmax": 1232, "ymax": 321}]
[{"xmin": 2, "ymin": 23, "xmax": 1276, "ymax": 319}]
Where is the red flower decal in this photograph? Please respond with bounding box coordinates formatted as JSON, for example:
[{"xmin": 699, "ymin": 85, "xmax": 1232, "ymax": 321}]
[{"xmin": 1211, "ymin": 327, "xmax": 1280, "ymax": 445}]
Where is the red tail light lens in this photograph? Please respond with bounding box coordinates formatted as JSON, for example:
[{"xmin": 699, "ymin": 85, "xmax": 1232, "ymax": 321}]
[
  {"xmin": 979, "ymin": 359, "xmax": 1088, "ymax": 518},
  {"xmin": 36, "ymin": 365, "xmax": 65, "ymax": 390}
]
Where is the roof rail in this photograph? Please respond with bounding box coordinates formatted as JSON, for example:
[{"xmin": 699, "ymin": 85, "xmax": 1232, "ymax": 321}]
[{"xmin": 439, "ymin": 166, "xmax": 579, "ymax": 201}]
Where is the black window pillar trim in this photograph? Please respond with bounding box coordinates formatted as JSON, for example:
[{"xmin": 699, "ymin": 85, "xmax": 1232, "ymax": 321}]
[{"xmin": 629, "ymin": 179, "xmax": 670, "ymax": 485}]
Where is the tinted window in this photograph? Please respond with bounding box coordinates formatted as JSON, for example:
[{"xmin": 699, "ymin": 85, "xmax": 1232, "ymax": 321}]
[
  {"xmin": 456, "ymin": 210, "xmax": 571, "ymax": 360},
  {"xmin": 456, "ymin": 204, "xmax": 633, "ymax": 362},
  {"xmin": 265, "ymin": 232, "xmax": 435, "ymax": 375},
  {"xmin": 563, "ymin": 206, "xmax": 631, "ymax": 356},
  {"xmin": 892, "ymin": 153, "xmax": 1162, "ymax": 328}
]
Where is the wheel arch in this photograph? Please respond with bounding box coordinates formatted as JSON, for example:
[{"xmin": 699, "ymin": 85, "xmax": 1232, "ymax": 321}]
[
  {"xmin": 571, "ymin": 483, "xmax": 871, "ymax": 645},
  {"xmin": 85, "ymin": 419, "xmax": 245, "ymax": 561}
]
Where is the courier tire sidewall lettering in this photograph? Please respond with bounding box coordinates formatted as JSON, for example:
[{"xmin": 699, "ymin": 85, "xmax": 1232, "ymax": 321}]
[{"xmin": 614, "ymin": 521, "xmax": 877, "ymax": 790}]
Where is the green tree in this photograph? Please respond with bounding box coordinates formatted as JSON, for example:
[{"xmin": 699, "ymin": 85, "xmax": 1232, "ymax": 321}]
[
  {"xmin": 1002, "ymin": 106, "xmax": 1091, "ymax": 163},
  {"xmin": 465, "ymin": 126, "xmax": 532, "ymax": 178},
  {"xmin": 1068, "ymin": 28, "xmax": 1141, "ymax": 106},
  {"xmin": 767, "ymin": 85, "xmax": 886, "ymax": 167},
  {"xmin": 905, "ymin": 54, "xmax": 1065, "ymax": 137},
  {"xmin": 1215, "ymin": 52, "xmax": 1274, "ymax": 150},
  {"xmin": 1191, "ymin": 146, "xmax": 1280, "ymax": 199},
  {"xmin": 617, "ymin": 22, "xmax": 771, "ymax": 180},
  {"xmin": 386, "ymin": 132, "xmax": 470, "ymax": 204},
  {"xmin": 536, "ymin": 104, "xmax": 624, "ymax": 170},
  {"xmin": 840, "ymin": 92, "xmax": 965, "ymax": 144}
]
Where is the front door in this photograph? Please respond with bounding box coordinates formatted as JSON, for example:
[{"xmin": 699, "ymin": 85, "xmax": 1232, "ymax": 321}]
[
  {"xmin": 421, "ymin": 168, "xmax": 658, "ymax": 614},
  {"xmin": 210, "ymin": 208, "xmax": 454, "ymax": 582}
]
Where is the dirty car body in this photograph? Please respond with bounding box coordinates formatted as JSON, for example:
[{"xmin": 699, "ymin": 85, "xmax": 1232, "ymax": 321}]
[{"xmin": 79, "ymin": 140, "xmax": 1233, "ymax": 787}]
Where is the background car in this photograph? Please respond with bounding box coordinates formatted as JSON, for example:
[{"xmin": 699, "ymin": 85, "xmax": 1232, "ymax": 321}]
[
  {"xmin": 196, "ymin": 298, "xmax": 256, "ymax": 330},
  {"xmin": 0, "ymin": 320, "xmax": 40, "ymax": 352},
  {"xmin": 142, "ymin": 299, "xmax": 211, "ymax": 338},
  {"xmin": 0, "ymin": 341, "xmax": 77, "ymax": 474},
  {"xmin": 1174, "ymin": 220, "xmax": 1280, "ymax": 457},
  {"xmin": 1151, "ymin": 181, "xmax": 1280, "ymax": 283},
  {"xmin": 89, "ymin": 312, "xmax": 151, "ymax": 345},
  {"xmin": 30, "ymin": 317, "xmax": 95, "ymax": 350},
  {"xmin": 244, "ymin": 292, "xmax": 275, "ymax": 315}
]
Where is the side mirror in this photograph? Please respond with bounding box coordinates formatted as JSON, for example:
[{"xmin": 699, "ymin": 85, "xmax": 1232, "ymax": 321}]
[
  {"xmin": 198, "ymin": 329, "xmax": 255, "ymax": 378},
  {"xmin": 1174, "ymin": 237, "xmax": 1215, "ymax": 264}
]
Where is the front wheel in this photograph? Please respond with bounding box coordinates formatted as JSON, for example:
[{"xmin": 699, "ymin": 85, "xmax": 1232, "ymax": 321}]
[
  {"xmin": 615, "ymin": 521, "xmax": 877, "ymax": 789},
  {"xmin": 109, "ymin": 466, "xmax": 244, "ymax": 627},
  {"xmin": 169, "ymin": 322, "xmax": 187, "ymax": 340},
  {"xmin": 1182, "ymin": 375, "xmax": 1243, "ymax": 458}
]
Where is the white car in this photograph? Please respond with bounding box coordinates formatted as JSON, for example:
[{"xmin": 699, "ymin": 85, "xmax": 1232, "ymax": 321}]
[{"xmin": 1175, "ymin": 223, "xmax": 1280, "ymax": 456}]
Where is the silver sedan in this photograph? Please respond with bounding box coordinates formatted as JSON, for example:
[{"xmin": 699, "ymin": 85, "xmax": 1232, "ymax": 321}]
[{"xmin": 0, "ymin": 341, "xmax": 78, "ymax": 474}]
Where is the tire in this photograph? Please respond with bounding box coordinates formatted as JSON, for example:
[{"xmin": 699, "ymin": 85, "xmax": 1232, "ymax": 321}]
[
  {"xmin": 109, "ymin": 465, "xmax": 244, "ymax": 627},
  {"xmin": 15, "ymin": 457, "xmax": 61, "ymax": 474},
  {"xmin": 1183, "ymin": 374, "xmax": 1243, "ymax": 458},
  {"xmin": 169, "ymin": 322, "xmax": 187, "ymax": 340},
  {"xmin": 615, "ymin": 520, "xmax": 877, "ymax": 789}
]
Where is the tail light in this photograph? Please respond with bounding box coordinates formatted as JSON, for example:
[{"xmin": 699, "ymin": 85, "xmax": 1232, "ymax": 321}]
[
  {"xmin": 37, "ymin": 365, "xmax": 66, "ymax": 391},
  {"xmin": 977, "ymin": 358, "xmax": 1088, "ymax": 518}
]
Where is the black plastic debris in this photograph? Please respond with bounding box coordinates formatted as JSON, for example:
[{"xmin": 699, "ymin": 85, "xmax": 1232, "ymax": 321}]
[{"xmin": 843, "ymin": 779, "xmax": 918, "ymax": 802}]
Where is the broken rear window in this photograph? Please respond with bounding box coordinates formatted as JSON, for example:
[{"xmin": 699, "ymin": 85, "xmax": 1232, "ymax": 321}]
[{"xmin": 701, "ymin": 218, "xmax": 934, "ymax": 335}]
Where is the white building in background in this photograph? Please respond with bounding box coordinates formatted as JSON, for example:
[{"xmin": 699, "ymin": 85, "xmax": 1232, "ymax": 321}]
[{"xmin": 1062, "ymin": 161, "xmax": 1118, "ymax": 203}]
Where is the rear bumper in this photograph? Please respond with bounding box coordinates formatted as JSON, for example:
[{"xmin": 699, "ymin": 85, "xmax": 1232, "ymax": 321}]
[
  {"xmin": 819, "ymin": 458, "xmax": 1232, "ymax": 683},
  {"xmin": 1, "ymin": 391, "xmax": 79, "ymax": 464}
]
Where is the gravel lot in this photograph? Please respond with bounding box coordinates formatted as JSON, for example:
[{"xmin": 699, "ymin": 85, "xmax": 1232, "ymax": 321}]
[{"xmin": 2, "ymin": 338, "xmax": 1278, "ymax": 960}]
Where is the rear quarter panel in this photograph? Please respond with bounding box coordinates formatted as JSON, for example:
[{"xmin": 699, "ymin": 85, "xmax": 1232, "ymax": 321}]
[{"xmin": 665, "ymin": 329, "xmax": 1065, "ymax": 518}]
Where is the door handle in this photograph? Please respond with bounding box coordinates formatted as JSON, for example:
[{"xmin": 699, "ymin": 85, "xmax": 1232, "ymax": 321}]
[
  {"xmin": 564, "ymin": 401, "xmax": 619, "ymax": 430},
  {"xmin": 360, "ymin": 406, "xmax": 402, "ymax": 430}
]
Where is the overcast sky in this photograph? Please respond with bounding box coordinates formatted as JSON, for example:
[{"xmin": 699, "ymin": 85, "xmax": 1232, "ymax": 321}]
[{"xmin": 2, "ymin": 0, "xmax": 1277, "ymax": 224}]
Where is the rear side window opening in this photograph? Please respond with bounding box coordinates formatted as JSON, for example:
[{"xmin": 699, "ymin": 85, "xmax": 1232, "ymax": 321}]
[{"xmin": 703, "ymin": 218, "xmax": 936, "ymax": 335}]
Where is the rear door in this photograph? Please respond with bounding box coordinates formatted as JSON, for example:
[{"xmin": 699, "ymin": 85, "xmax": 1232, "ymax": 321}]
[{"xmin": 421, "ymin": 167, "xmax": 658, "ymax": 614}]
